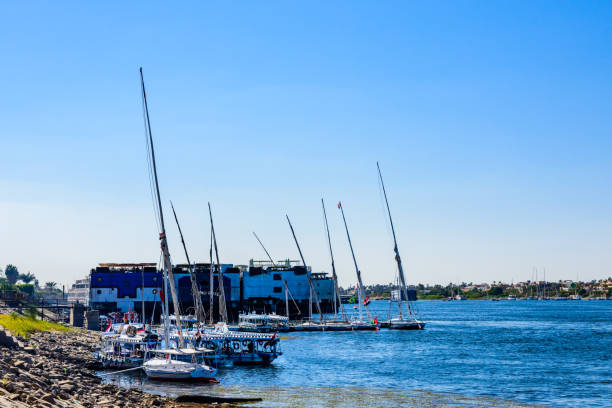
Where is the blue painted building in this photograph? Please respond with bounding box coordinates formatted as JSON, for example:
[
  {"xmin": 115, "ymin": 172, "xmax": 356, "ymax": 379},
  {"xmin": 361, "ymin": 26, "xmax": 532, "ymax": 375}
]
[
  {"xmin": 241, "ymin": 260, "xmax": 335, "ymax": 318},
  {"xmin": 89, "ymin": 263, "xmax": 234, "ymax": 321},
  {"xmin": 88, "ymin": 260, "xmax": 335, "ymax": 322}
]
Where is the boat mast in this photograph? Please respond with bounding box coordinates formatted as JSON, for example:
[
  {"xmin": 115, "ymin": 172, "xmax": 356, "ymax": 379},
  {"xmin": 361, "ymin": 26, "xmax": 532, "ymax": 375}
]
[
  {"xmin": 253, "ymin": 232, "xmax": 276, "ymax": 266},
  {"xmin": 377, "ymin": 162, "xmax": 413, "ymax": 317},
  {"xmin": 139, "ymin": 68, "xmax": 184, "ymax": 347},
  {"xmin": 338, "ymin": 202, "xmax": 371, "ymax": 320},
  {"xmin": 284, "ymin": 279, "xmax": 290, "ymax": 317},
  {"xmin": 170, "ymin": 202, "xmax": 206, "ymax": 325},
  {"xmin": 141, "ymin": 267, "xmax": 145, "ymax": 324},
  {"xmin": 321, "ymin": 198, "xmax": 342, "ymax": 319},
  {"xmin": 286, "ymin": 215, "xmax": 324, "ymax": 322},
  {"xmin": 209, "ymin": 202, "xmax": 228, "ymax": 323},
  {"xmin": 209, "ymin": 224, "xmax": 214, "ymax": 325}
]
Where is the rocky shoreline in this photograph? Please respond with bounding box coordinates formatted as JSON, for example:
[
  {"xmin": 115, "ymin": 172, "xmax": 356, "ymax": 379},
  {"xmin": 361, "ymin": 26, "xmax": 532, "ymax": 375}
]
[{"xmin": 0, "ymin": 326, "xmax": 193, "ymax": 408}]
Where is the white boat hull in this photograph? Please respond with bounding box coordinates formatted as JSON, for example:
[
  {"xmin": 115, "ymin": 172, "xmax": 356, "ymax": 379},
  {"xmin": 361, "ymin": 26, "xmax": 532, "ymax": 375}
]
[{"xmin": 143, "ymin": 358, "xmax": 217, "ymax": 382}]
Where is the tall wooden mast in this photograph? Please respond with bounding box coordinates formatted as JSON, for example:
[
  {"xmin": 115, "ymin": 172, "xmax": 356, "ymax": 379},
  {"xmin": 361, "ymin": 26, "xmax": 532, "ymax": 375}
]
[
  {"xmin": 209, "ymin": 224, "xmax": 214, "ymax": 324},
  {"xmin": 139, "ymin": 67, "xmax": 184, "ymax": 347}
]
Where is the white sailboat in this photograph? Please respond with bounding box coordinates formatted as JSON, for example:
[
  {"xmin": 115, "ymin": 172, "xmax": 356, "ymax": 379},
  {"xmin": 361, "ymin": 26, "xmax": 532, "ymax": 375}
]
[
  {"xmin": 377, "ymin": 162, "xmax": 425, "ymax": 330},
  {"xmin": 143, "ymin": 349, "xmax": 217, "ymax": 382},
  {"xmin": 138, "ymin": 67, "xmax": 217, "ymax": 382}
]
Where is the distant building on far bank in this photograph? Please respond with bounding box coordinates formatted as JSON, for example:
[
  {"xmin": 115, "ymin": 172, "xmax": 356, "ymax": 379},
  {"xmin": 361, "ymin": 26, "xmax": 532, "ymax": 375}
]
[{"xmin": 391, "ymin": 288, "xmax": 417, "ymax": 302}]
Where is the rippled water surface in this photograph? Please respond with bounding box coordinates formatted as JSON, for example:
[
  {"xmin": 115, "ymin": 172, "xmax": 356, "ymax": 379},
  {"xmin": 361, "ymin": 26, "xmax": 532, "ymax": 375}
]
[{"xmin": 105, "ymin": 300, "xmax": 612, "ymax": 407}]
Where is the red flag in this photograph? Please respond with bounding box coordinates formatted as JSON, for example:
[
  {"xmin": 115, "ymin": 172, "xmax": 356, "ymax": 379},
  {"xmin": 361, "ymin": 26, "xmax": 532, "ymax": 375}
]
[
  {"xmin": 338, "ymin": 201, "xmax": 341, "ymax": 209},
  {"xmin": 264, "ymin": 332, "xmax": 276, "ymax": 347}
]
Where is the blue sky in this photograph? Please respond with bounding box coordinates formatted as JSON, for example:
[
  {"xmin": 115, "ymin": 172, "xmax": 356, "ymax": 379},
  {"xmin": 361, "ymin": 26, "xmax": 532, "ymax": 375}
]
[{"xmin": 1, "ymin": 1, "xmax": 611, "ymax": 288}]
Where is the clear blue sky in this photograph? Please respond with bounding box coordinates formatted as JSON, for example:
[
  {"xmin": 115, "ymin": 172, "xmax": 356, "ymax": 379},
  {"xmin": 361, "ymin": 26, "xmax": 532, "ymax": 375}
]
[{"xmin": 1, "ymin": 1, "xmax": 611, "ymax": 288}]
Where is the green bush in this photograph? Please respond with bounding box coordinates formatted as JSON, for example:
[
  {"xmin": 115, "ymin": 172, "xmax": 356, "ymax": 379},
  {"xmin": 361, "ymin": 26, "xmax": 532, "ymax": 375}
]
[{"xmin": 16, "ymin": 284, "xmax": 34, "ymax": 296}]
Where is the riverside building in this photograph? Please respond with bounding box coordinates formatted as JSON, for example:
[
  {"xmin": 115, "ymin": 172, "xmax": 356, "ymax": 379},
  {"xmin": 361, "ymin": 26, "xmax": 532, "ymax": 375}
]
[{"xmin": 84, "ymin": 260, "xmax": 334, "ymax": 322}]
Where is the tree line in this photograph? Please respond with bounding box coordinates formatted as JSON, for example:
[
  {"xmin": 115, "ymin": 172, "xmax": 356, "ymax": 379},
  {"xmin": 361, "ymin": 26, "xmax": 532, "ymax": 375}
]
[{"xmin": 0, "ymin": 265, "xmax": 59, "ymax": 295}]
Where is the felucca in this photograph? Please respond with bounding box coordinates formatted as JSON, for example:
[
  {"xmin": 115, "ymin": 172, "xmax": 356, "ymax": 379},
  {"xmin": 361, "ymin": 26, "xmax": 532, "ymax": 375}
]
[
  {"xmin": 338, "ymin": 202, "xmax": 378, "ymax": 330},
  {"xmin": 377, "ymin": 162, "xmax": 425, "ymax": 330},
  {"xmin": 138, "ymin": 67, "xmax": 217, "ymax": 382}
]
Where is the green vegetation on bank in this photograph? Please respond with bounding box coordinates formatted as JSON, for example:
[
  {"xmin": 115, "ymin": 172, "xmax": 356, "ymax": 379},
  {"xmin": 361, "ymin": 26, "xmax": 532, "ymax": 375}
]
[
  {"xmin": 1, "ymin": 264, "xmax": 61, "ymax": 301},
  {"xmin": 0, "ymin": 313, "xmax": 71, "ymax": 338},
  {"xmin": 342, "ymin": 279, "xmax": 612, "ymax": 300}
]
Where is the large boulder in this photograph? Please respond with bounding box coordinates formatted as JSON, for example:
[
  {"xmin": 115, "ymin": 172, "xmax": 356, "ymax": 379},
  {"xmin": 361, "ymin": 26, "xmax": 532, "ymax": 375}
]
[{"xmin": 0, "ymin": 326, "xmax": 18, "ymax": 349}]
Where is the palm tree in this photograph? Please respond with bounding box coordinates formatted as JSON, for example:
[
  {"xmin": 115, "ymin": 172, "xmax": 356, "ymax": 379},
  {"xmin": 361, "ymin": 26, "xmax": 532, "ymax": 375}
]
[
  {"xmin": 19, "ymin": 272, "xmax": 36, "ymax": 284},
  {"xmin": 45, "ymin": 282, "xmax": 57, "ymax": 291},
  {"xmin": 5, "ymin": 265, "xmax": 19, "ymax": 285}
]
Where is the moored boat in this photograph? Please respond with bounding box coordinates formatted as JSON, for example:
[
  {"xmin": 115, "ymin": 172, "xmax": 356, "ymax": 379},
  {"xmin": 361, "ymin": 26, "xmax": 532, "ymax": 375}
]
[
  {"xmin": 237, "ymin": 312, "xmax": 289, "ymax": 333},
  {"xmin": 388, "ymin": 317, "xmax": 426, "ymax": 330},
  {"xmin": 376, "ymin": 163, "xmax": 425, "ymax": 330},
  {"xmin": 143, "ymin": 349, "xmax": 217, "ymax": 382},
  {"xmin": 163, "ymin": 323, "xmax": 283, "ymax": 366},
  {"xmin": 95, "ymin": 324, "xmax": 157, "ymax": 368}
]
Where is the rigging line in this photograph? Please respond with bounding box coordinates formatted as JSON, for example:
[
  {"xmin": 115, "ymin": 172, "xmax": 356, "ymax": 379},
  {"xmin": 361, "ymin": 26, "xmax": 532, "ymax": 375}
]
[
  {"xmin": 143, "ymin": 114, "xmax": 161, "ymax": 235},
  {"xmin": 141, "ymin": 87, "xmax": 161, "ymax": 233}
]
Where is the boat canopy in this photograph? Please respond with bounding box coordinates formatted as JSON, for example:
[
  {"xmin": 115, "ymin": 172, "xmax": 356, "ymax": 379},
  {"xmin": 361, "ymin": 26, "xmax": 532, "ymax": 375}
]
[{"xmin": 151, "ymin": 347, "xmax": 213, "ymax": 355}]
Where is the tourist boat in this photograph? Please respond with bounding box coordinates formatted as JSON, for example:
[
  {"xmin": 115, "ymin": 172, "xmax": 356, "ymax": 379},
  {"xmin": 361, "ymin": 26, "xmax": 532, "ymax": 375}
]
[
  {"xmin": 507, "ymin": 295, "xmax": 517, "ymax": 300},
  {"xmin": 143, "ymin": 348, "xmax": 217, "ymax": 382},
  {"xmin": 163, "ymin": 314, "xmax": 198, "ymax": 329},
  {"xmin": 161, "ymin": 323, "xmax": 283, "ymax": 366},
  {"xmin": 237, "ymin": 312, "xmax": 290, "ymax": 333},
  {"xmin": 95, "ymin": 324, "xmax": 158, "ymax": 368},
  {"xmin": 570, "ymin": 294, "xmax": 582, "ymax": 300}
]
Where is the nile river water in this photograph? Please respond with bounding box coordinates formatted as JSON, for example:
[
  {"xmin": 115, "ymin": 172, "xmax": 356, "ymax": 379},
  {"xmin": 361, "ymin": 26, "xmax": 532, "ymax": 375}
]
[{"xmin": 105, "ymin": 300, "xmax": 612, "ymax": 407}]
